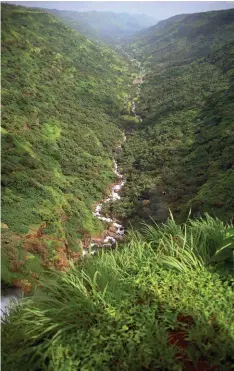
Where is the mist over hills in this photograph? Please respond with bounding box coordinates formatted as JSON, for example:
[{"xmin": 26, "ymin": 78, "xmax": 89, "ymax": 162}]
[{"xmin": 44, "ymin": 8, "xmax": 158, "ymax": 44}]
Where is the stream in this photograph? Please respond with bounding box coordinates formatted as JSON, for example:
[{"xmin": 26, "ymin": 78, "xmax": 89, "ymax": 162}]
[
  {"xmin": 83, "ymin": 133, "xmax": 127, "ymax": 256},
  {"xmin": 0, "ymin": 135, "xmax": 128, "ymax": 317},
  {"xmin": 84, "ymin": 59, "xmax": 145, "ymax": 255}
]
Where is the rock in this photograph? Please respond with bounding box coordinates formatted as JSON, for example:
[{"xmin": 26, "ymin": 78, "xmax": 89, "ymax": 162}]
[
  {"xmin": 116, "ymin": 226, "xmax": 124, "ymax": 235},
  {"xmin": 107, "ymin": 231, "xmax": 116, "ymax": 237},
  {"xmin": 91, "ymin": 234, "xmax": 106, "ymax": 244},
  {"xmin": 102, "ymin": 243, "xmax": 112, "ymax": 248},
  {"xmin": 109, "ymin": 225, "xmax": 117, "ymax": 233},
  {"xmin": 104, "ymin": 236, "xmax": 116, "ymax": 244}
]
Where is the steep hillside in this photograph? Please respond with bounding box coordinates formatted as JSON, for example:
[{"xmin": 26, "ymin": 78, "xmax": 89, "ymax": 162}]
[
  {"xmin": 45, "ymin": 9, "xmax": 157, "ymax": 45},
  {"xmin": 114, "ymin": 9, "xmax": 234, "ymax": 225},
  {"xmin": 1, "ymin": 3, "xmax": 130, "ymax": 287}
]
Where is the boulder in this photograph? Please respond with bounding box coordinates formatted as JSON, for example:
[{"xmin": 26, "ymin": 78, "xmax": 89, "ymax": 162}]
[
  {"xmin": 109, "ymin": 225, "xmax": 117, "ymax": 233},
  {"xmin": 107, "ymin": 231, "xmax": 116, "ymax": 237}
]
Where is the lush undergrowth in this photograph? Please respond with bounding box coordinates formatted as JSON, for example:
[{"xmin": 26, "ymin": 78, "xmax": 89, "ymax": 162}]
[
  {"xmin": 115, "ymin": 9, "xmax": 234, "ymax": 225},
  {"xmin": 1, "ymin": 4, "xmax": 131, "ymax": 286},
  {"xmin": 2, "ymin": 215, "xmax": 234, "ymax": 370}
]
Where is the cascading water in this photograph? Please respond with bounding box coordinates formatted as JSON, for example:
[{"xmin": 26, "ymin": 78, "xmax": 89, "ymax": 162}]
[
  {"xmin": 83, "ymin": 134, "xmax": 127, "ymax": 256},
  {"xmin": 85, "ymin": 63, "xmax": 144, "ymax": 256}
]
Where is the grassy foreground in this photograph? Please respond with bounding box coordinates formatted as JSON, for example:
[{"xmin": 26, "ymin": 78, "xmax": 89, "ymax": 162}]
[{"xmin": 2, "ymin": 215, "xmax": 234, "ymax": 370}]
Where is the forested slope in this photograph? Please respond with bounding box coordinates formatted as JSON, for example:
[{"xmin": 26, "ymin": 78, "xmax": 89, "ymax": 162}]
[
  {"xmin": 116, "ymin": 9, "xmax": 234, "ymax": 225},
  {"xmin": 1, "ymin": 4, "xmax": 130, "ymax": 287}
]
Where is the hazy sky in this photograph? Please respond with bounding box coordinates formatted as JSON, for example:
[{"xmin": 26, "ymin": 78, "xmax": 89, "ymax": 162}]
[{"xmin": 6, "ymin": 1, "xmax": 234, "ymax": 20}]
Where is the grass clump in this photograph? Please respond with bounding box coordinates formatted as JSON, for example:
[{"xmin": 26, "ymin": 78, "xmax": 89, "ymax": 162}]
[{"xmin": 2, "ymin": 215, "xmax": 234, "ymax": 370}]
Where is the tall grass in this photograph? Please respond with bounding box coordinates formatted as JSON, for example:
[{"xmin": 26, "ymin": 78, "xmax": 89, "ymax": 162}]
[
  {"xmin": 141, "ymin": 212, "xmax": 234, "ymax": 272},
  {"xmin": 2, "ymin": 215, "xmax": 234, "ymax": 370}
]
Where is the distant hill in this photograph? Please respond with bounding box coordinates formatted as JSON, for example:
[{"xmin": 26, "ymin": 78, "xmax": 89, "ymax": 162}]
[
  {"xmin": 129, "ymin": 9, "xmax": 234, "ymax": 62},
  {"xmin": 45, "ymin": 9, "xmax": 157, "ymax": 44}
]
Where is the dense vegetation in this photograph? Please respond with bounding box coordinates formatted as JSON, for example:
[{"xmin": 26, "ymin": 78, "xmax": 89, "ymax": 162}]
[
  {"xmin": 2, "ymin": 5, "xmax": 234, "ymax": 370},
  {"xmin": 1, "ymin": 3, "xmax": 131, "ymax": 287},
  {"xmin": 2, "ymin": 215, "xmax": 234, "ymax": 370},
  {"xmin": 111, "ymin": 9, "xmax": 234, "ymax": 226},
  {"xmin": 45, "ymin": 9, "xmax": 157, "ymax": 45}
]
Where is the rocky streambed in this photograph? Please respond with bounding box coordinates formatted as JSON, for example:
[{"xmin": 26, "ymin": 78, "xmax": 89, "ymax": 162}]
[
  {"xmin": 84, "ymin": 61, "xmax": 145, "ymax": 256},
  {"xmin": 83, "ymin": 134, "xmax": 127, "ymax": 256}
]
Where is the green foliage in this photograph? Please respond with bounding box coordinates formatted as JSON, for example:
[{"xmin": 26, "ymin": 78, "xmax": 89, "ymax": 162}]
[
  {"xmin": 1, "ymin": 3, "xmax": 130, "ymax": 284},
  {"xmin": 118, "ymin": 9, "xmax": 234, "ymax": 225},
  {"xmin": 142, "ymin": 212, "xmax": 234, "ymax": 271},
  {"xmin": 2, "ymin": 215, "xmax": 234, "ymax": 370}
]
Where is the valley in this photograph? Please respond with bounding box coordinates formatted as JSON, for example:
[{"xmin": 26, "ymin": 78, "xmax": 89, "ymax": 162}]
[
  {"xmin": 1, "ymin": 3, "xmax": 234, "ymax": 370},
  {"xmin": 109, "ymin": 9, "xmax": 234, "ymax": 229}
]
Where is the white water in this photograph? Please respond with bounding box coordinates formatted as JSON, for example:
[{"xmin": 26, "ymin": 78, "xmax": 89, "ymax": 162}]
[
  {"xmin": 85, "ymin": 70, "xmax": 144, "ymax": 257},
  {"xmin": 83, "ymin": 133, "xmax": 127, "ymax": 256}
]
